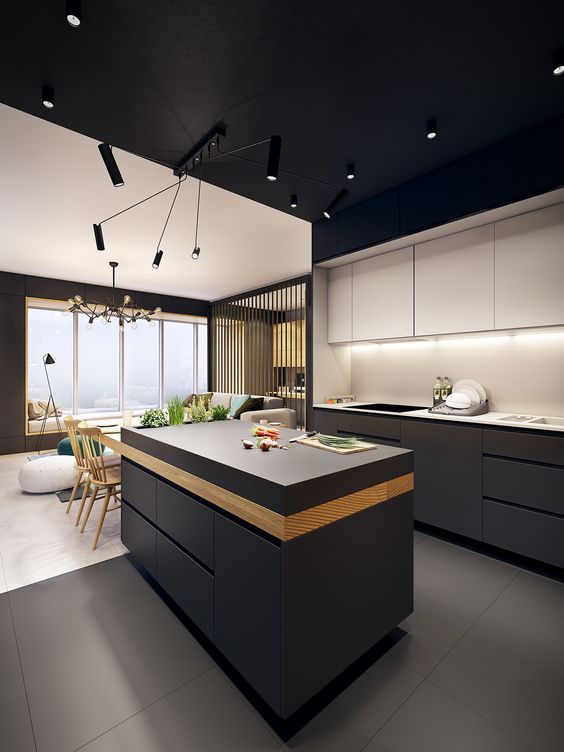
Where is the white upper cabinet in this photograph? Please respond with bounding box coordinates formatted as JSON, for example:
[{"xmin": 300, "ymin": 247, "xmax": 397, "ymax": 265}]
[
  {"xmin": 494, "ymin": 203, "xmax": 564, "ymax": 330},
  {"xmin": 415, "ymin": 224, "xmax": 495, "ymax": 336},
  {"xmin": 327, "ymin": 264, "xmax": 352, "ymax": 343},
  {"xmin": 352, "ymin": 246, "xmax": 414, "ymax": 341}
]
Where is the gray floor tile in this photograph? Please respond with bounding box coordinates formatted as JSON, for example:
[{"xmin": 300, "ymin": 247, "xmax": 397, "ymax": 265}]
[
  {"xmin": 414, "ymin": 536, "xmax": 519, "ymax": 611},
  {"xmin": 282, "ymin": 652, "xmax": 422, "ymax": 752},
  {"xmin": 9, "ymin": 555, "xmax": 156, "ymax": 652},
  {"xmin": 21, "ymin": 596, "xmax": 213, "ymax": 752},
  {"xmin": 76, "ymin": 668, "xmax": 282, "ymax": 752},
  {"xmin": 365, "ymin": 680, "xmax": 530, "ymax": 752},
  {"xmin": 485, "ymin": 570, "xmax": 564, "ymax": 651},
  {"xmin": 429, "ymin": 614, "xmax": 564, "ymax": 752}
]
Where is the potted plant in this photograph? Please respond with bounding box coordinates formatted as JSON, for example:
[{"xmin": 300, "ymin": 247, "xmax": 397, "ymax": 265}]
[
  {"xmin": 167, "ymin": 395, "xmax": 185, "ymax": 426},
  {"xmin": 140, "ymin": 408, "xmax": 168, "ymax": 428},
  {"xmin": 211, "ymin": 404, "xmax": 230, "ymax": 421},
  {"xmin": 187, "ymin": 395, "xmax": 212, "ymax": 423}
]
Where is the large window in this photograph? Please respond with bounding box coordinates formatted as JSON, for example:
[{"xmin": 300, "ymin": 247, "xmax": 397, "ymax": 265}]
[{"xmin": 26, "ymin": 300, "xmax": 207, "ymax": 427}]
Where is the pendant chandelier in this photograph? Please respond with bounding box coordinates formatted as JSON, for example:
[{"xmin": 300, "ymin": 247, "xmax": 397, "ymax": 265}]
[{"xmin": 66, "ymin": 261, "xmax": 161, "ymax": 328}]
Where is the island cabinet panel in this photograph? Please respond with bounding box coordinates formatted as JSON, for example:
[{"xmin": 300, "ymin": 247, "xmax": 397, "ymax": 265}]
[
  {"xmin": 121, "ymin": 502, "xmax": 157, "ymax": 578},
  {"xmin": 401, "ymin": 421, "xmax": 482, "ymax": 538},
  {"xmin": 156, "ymin": 481, "xmax": 214, "ymax": 570},
  {"xmin": 214, "ymin": 515, "xmax": 282, "ymax": 714},
  {"xmin": 313, "ymin": 408, "xmax": 338, "ymax": 435},
  {"xmin": 156, "ymin": 532, "xmax": 214, "ymax": 640},
  {"xmin": 121, "ymin": 459, "xmax": 157, "ymax": 523}
]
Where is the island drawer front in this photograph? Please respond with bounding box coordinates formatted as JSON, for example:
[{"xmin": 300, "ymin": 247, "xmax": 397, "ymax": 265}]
[
  {"xmin": 337, "ymin": 413, "xmax": 401, "ymax": 442},
  {"xmin": 121, "ymin": 460, "xmax": 157, "ymax": 522},
  {"xmin": 483, "ymin": 430, "xmax": 564, "ymax": 466},
  {"xmin": 483, "ymin": 499, "xmax": 564, "ymax": 569},
  {"xmin": 156, "ymin": 532, "xmax": 214, "ymax": 641},
  {"xmin": 121, "ymin": 502, "xmax": 156, "ymax": 578},
  {"xmin": 156, "ymin": 481, "xmax": 214, "ymax": 570},
  {"xmin": 483, "ymin": 457, "xmax": 564, "ymax": 516}
]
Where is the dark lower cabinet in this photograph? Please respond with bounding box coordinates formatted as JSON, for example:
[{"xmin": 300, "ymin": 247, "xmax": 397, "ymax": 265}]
[
  {"xmin": 122, "ymin": 460, "xmax": 157, "ymax": 522},
  {"xmin": 401, "ymin": 421, "xmax": 482, "ymax": 539},
  {"xmin": 156, "ymin": 480, "xmax": 214, "ymax": 569},
  {"xmin": 313, "ymin": 408, "xmax": 338, "ymax": 435},
  {"xmin": 121, "ymin": 501, "xmax": 156, "ymax": 578}
]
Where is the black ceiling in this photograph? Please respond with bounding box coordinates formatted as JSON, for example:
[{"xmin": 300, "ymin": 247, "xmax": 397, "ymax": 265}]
[{"xmin": 2, "ymin": 0, "xmax": 564, "ymax": 222}]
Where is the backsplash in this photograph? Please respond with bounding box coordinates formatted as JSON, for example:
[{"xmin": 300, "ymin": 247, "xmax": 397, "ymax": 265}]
[{"xmin": 351, "ymin": 332, "xmax": 564, "ymax": 416}]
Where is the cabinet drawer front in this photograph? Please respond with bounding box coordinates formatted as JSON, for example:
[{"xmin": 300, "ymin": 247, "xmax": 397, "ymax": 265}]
[
  {"xmin": 483, "ymin": 457, "xmax": 564, "ymax": 516},
  {"xmin": 156, "ymin": 532, "xmax": 214, "ymax": 640},
  {"xmin": 157, "ymin": 481, "xmax": 214, "ymax": 570},
  {"xmin": 337, "ymin": 413, "xmax": 401, "ymax": 442},
  {"xmin": 483, "ymin": 500, "xmax": 564, "ymax": 569},
  {"xmin": 483, "ymin": 430, "xmax": 564, "ymax": 467},
  {"xmin": 121, "ymin": 460, "xmax": 157, "ymax": 522},
  {"xmin": 313, "ymin": 409, "xmax": 339, "ymax": 436},
  {"xmin": 121, "ymin": 501, "xmax": 156, "ymax": 578}
]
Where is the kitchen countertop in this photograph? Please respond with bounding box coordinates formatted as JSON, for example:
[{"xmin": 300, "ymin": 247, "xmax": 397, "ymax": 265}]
[{"xmin": 313, "ymin": 402, "xmax": 564, "ymax": 433}]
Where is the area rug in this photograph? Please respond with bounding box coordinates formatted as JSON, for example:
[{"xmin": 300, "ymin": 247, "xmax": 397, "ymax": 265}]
[{"xmin": 56, "ymin": 485, "xmax": 84, "ymax": 503}]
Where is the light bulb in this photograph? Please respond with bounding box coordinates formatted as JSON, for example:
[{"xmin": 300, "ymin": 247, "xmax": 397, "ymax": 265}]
[
  {"xmin": 150, "ymin": 320, "xmax": 156, "ymax": 327},
  {"xmin": 61, "ymin": 309, "xmax": 70, "ymax": 317},
  {"xmin": 123, "ymin": 294, "xmax": 131, "ymax": 304},
  {"xmin": 132, "ymin": 321, "xmax": 138, "ymax": 330},
  {"xmin": 86, "ymin": 322, "xmax": 93, "ymax": 330},
  {"xmin": 74, "ymin": 295, "xmax": 83, "ymax": 303},
  {"xmin": 154, "ymin": 307, "xmax": 162, "ymax": 314}
]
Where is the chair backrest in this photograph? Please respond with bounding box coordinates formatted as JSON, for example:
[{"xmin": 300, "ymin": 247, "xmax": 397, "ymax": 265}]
[
  {"xmin": 64, "ymin": 416, "xmax": 89, "ymax": 469},
  {"xmin": 78, "ymin": 426, "xmax": 108, "ymax": 483}
]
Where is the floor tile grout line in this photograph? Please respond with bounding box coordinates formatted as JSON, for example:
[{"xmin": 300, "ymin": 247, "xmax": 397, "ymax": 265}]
[
  {"xmin": 479, "ymin": 608, "xmax": 564, "ymax": 655},
  {"xmin": 71, "ymin": 665, "xmax": 216, "ymax": 752}
]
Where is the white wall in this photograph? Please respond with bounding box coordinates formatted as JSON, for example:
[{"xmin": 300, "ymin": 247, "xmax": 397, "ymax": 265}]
[{"xmin": 351, "ymin": 333, "xmax": 564, "ymax": 415}]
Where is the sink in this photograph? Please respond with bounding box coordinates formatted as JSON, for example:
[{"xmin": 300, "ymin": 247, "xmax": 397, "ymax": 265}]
[
  {"xmin": 529, "ymin": 417, "xmax": 564, "ymax": 427},
  {"xmin": 497, "ymin": 415, "xmax": 534, "ymax": 423}
]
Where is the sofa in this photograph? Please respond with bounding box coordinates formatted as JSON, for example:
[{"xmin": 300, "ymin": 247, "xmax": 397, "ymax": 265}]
[{"xmin": 208, "ymin": 393, "xmax": 298, "ymax": 429}]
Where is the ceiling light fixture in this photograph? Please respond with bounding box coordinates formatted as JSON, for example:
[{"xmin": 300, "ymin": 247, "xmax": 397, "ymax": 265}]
[
  {"xmin": 152, "ymin": 250, "xmax": 163, "ymax": 269},
  {"xmin": 67, "ymin": 262, "xmax": 161, "ymax": 327},
  {"xmin": 66, "ymin": 0, "xmax": 81, "ymax": 27},
  {"xmin": 346, "ymin": 163, "xmax": 355, "ymax": 180},
  {"xmin": 191, "ymin": 247, "xmax": 200, "ymax": 260},
  {"xmin": 42, "ymin": 85, "xmax": 55, "ymax": 109},
  {"xmin": 426, "ymin": 118, "xmax": 437, "ymax": 140},
  {"xmin": 98, "ymin": 143, "xmax": 124, "ymax": 187},
  {"xmin": 323, "ymin": 188, "xmax": 349, "ymax": 219},
  {"xmin": 93, "ymin": 223, "xmax": 105, "ymax": 251},
  {"xmin": 553, "ymin": 49, "xmax": 564, "ymax": 76},
  {"xmin": 153, "ymin": 176, "xmax": 183, "ymax": 268},
  {"xmin": 266, "ymin": 135, "xmax": 282, "ymax": 181},
  {"xmin": 192, "ymin": 154, "xmax": 203, "ymax": 259},
  {"xmin": 290, "ymin": 194, "xmax": 298, "ymax": 208}
]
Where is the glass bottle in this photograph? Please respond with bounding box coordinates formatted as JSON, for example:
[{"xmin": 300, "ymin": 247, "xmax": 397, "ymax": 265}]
[
  {"xmin": 433, "ymin": 376, "xmax": 443, "ymax": 406},
  {"xmin": 441, "ymin": 376, "xmax": 452, "ymax": 402}
]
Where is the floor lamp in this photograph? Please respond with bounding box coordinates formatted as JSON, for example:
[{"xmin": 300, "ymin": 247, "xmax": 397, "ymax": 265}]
[{"xmin": 36, "ymin": 353, "xmax": 63, "ymax": 454}]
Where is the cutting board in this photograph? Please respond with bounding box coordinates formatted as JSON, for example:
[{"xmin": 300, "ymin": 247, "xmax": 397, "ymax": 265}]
[{"xmin": 296, "ymin": 436, "xmax": 378, "ymax": 454}]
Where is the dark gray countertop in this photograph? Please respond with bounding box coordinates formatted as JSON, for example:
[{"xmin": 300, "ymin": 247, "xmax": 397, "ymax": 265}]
[{"xmin": 121, "ymin": 421, "xmax": 413, "ymax": 516}]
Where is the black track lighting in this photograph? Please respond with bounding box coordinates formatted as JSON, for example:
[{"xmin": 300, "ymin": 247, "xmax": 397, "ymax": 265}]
[
  {"xmin": 152, "ymin": 250, "xmax": 163, "ymax": 268},
  {"xmin": 290, "ymin": 194, "xmax": 298, "ymax": 208},
  {"xmin": 426, "ymin": 118, "xmax": 437, "ymax": 140},
  {"xmin": 553, "ymin": 49, "xmax": 564, "ymax": 76},
  {"xmin": 42, "ymin": 85, "xmax": 55, "ymax": 109},
  {"xmin": 192, "ymin": 247, "xmax": 200, "ymax": 260},
  {"xmin": 323, "ymin": 188, "xmax": 348, "ymax": 219},
  {"xmin": 93, "ymin": 223, "xmax": 105, "ymax": 251},
  {"xmin": 66, "ymin": 0, "xmax": 81, "ymax": 27},
  {"xmin": 98, "ymin": 143, "xmax": 125, "ymax": 187},
  {"xmin": 346, "ymin": 163, "xmax": 355, "ymax": 180},
  {"xmin": 266, "ymin": 135, "xmax": 282, "ymax": 181}
]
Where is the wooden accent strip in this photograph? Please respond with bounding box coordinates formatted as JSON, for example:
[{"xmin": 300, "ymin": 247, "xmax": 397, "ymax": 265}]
[{"xmin": 101, "ymin": 434, "xmax": 413, "ymax": 542}]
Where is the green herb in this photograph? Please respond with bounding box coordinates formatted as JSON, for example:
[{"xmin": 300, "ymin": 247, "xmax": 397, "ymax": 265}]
[
  {"xmin": 211, "ymin": 404, "xmax": 230, "ymax": 421},
  {"xmin": 188, "ymin": 395, "xmax": 212, "ymax": 423},
  {"xmin": 317, "ymin": 433, "xmax": 360, "ymax": 449},
  {"xmin": 140, "ymin": 408, "xmax": 168, "ymax": 428},
  {"xmin": 167, "ymin": 395, "xmax": 185, "ymax": 426}
]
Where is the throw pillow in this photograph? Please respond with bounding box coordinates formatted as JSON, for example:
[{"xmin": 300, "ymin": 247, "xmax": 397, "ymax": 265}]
[
  {"xmin": 230, "ymin": 394, "xmax": 252, "ymax": 419},
  {"xmin": 238, "ymin": 397, "xmax": 264, "ymax": 418},
  {"xmin": 28, "ymin": 401, "xmax": 44, "ymax": 419},
  {"xmin": 183, "ymin": 392, "xmax": 212, "ymax": 409},
  {"xmin": 37, "ymin": 400, "xmax": 62, "ymax": 417}
]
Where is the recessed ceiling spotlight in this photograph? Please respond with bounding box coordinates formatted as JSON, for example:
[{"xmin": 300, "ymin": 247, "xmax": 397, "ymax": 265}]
[
  {"xmin": 266, "ymin": 135, "xmax": 282, "ymax": 181},
  {"xmin": 93, "ymin": 223, "xmax": 105, "ymax": 250},
  {"xmin": 98, "ymin": 143, "xmax": 125, "ymax": 187},
  {"xmin": 192, "ymin": 247, "xmax": 201, "ymax": 260},
  {"xmin": 290, "ymin": 194, "xmax": 298, "ymax": 208},
  {"xmin": 42, "ymin": 85, "xmax": 55, "ymax": 109},
  {"xmin": 346, "ymin": 163, "xmax": 355, "ymax": 180},
  {"xmin": 152, "ymin": 250, "xmax": 163, "ymax": 269},
  {"xmin": 553, "ymin": 49, "xmax": 564, "ymax": 76},
  {"xmin": 426, "ymin": 118, "xmax": 437, "ymax": 140},
  {"xmin": 66, "ymin": 0, "xmax": 81, "ymax": 27},
  {"xmin": 323, "ymin": 188, "xmax": 349, "ymax": 219}
]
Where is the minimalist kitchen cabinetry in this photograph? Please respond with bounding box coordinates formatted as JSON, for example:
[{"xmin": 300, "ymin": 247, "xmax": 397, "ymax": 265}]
[
  {"xmin": 352, "ymin": 246, "xmax": 414, "ymax": 340},
  {"xmin": 414, "ymin": 225, "xmax": 494, "ymax": 335},
  {"xmin": 327, "ymin": 264, "xmax": 352, "ymax": 343},
  {"xmin": 494, "ymin": 203, "xmax": 564, "ymax": 329}
]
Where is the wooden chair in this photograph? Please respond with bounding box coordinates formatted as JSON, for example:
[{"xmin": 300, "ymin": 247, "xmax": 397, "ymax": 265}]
[
  {"xmin": 78, "ymin": 427, "xmax": 121, "ymax": 550},
  {"xmin": 63, "ymin": 416, "xmax": 91, "ymax": 523}
]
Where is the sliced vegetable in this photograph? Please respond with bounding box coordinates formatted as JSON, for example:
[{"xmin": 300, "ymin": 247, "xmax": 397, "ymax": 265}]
[{"xmin": 317, "ymin": 434, "xmax": 360, "ymax": 449}]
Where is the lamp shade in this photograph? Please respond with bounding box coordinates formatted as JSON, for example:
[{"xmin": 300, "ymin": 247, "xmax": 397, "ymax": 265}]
[{"xmin": 44, "ymin": 353, "xmax": 55, "ymax": 365}]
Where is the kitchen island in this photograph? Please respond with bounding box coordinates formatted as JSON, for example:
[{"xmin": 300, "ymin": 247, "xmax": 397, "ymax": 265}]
[{"xmin": 102, "ymin": 421, "xmax": 414, "ymax": 724}]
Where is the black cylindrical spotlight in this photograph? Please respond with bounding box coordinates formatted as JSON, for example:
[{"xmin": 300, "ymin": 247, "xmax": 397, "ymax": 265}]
[
  {"xmin": 93, "ymin": 223, "xmax": 105, "ymax": 251},
  {"xmin": 192, "ymin": 247, "xmax": 201, "ymax": 260},
  {"xmin": 426, "ymin": 118, "xmax": 437, "ymax": 140},
  {"xmin": 346, "ymin": 163, "xmax": 355, "ymax": 180},
  {"xmin": 553, "ymin": 49, "xmax": 564, "ymax": 76},
  {"xmin": 66, "ymin": 0, "xmax": 81, "ymax": 27},
  {"xmin": 98, "ymin": 143, "xmax": 125, "ymax": 187},
  {"xmin": 152, "ymin": 250, "xmax": 163, "ymax": 268},
  {"xmin": 42, "ymin": 85, "xmax": 55, "ymax": 109},
  {"xmin": 322, "ymin": 188, "xmax": 348, "ymax": 219},
  {"xmin": 290, "ymin": 194, "xmax": 298, "ymax": 208},
  {"xmin": 266, "ymin": 135, "xmax": 282, "ymax": 181}
]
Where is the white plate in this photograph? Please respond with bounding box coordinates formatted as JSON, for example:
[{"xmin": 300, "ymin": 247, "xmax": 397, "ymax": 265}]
[
  {"xmin": 453, "ymin": 385, "xmax": 481, "ymax": 406},
  {"xmin": 453, "ymin": 379, "xmax": 487, "ymax": 404}
]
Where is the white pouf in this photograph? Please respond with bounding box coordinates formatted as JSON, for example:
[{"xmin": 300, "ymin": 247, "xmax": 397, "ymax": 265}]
[{"xmin": 18, "ymin": 455, "xmax": 77, "ymax": 494}]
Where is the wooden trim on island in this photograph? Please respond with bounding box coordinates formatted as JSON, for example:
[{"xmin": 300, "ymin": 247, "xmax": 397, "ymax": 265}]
[{"xmin": 101, "ymin": 434, "xmax": 413, "ymax": 541}]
